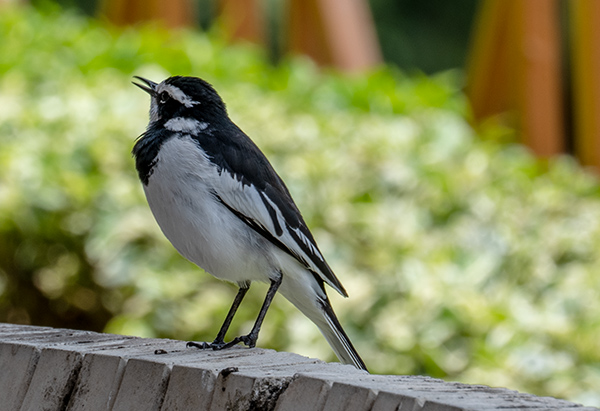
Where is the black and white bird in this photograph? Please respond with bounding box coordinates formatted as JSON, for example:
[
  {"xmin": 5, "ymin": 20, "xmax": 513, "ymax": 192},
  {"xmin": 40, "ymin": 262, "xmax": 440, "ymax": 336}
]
[{"xmin": 132, "ymin": 75, "xmax": 367, "ymax": 371}]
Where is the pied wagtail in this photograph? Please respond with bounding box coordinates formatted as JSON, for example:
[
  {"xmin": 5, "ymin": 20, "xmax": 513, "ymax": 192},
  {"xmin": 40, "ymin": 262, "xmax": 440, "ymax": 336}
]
[{"xmin": 132, "ymin": 75, "xmax": 367, "ymax": 370}]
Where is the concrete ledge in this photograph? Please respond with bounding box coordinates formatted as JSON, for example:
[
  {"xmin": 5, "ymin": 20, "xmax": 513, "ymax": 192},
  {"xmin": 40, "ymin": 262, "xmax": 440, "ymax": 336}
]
[{"xmin": 0, "ymin": 323, "xmax": 596, "ymax": 411}]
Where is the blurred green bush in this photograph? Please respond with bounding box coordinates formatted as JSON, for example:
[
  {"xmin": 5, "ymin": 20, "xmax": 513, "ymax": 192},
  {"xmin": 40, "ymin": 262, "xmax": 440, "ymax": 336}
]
[{"xmin": 1, "ymin": 5, "xmax": 599, "ymax": 407}]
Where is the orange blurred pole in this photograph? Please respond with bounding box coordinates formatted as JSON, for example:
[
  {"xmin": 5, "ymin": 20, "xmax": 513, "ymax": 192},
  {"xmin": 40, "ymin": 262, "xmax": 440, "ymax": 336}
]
[
  {"xmin": 288, "ymin": 0, "xmax": 331, "ymax": 66},
  {"xmin": 570, "ymin": 0, "xmax": 600, "ymax": 168},
  {"xmin": 467, "ymin": 0, "xmax": 564, "ymax": 157},
  {"xmin": 219, "ymin": 0, "xmax": 265, "ymax": 43},
  {"xmin": 466, "ymin": 0, "xmax": 515, "ymax": 120},
  {"xmin": 101, "ymin": 0, "xmax": 195, "ymax": 27},
  {"xmin": 288, "ymin": 0, "xmax": 382, "ymax": 72},
  {"xmin": 513, "ymin": 0, "xmax": 564, "ymax": 156}
]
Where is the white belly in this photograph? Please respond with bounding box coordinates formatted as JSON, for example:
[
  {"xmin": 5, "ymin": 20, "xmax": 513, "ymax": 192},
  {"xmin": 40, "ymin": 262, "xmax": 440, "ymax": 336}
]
[{"xmin": 143, "ymin": 135, "xmax": 274, "ymax": 284}]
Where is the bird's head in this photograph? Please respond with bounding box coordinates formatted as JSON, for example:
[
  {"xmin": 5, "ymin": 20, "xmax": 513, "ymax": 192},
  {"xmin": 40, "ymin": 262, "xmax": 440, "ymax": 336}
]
[{"xmin": 133, "ymin": 75, "xmax": 227, "ymax": 125}]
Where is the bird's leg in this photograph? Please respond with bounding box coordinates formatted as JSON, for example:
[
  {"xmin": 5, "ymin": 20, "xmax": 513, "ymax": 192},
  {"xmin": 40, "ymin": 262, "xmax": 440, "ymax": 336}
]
[
  {"xmin": 217, "ymin": 272, "xmax": 283, "ymax": 350},
  {"xmin": 187, "ymin": 284, "xmax": 250, "ymax": 350}
]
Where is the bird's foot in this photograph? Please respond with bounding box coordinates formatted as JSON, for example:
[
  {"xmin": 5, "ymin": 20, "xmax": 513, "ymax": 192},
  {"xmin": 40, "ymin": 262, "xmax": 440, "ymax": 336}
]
[
  {"xmin": 186, "ymin": 341, "xmax": 208, "ymax": 349},
  {"xmin": 186, "ymin": 334, "xmax": 257, "ymax": 351},
  {"xmin": 186, "ymin": 340, "xmax": 225, "ymax": 350},
  {"xmin": 222, "ymin": 334, "xmax": 256, "ymax": 349}
]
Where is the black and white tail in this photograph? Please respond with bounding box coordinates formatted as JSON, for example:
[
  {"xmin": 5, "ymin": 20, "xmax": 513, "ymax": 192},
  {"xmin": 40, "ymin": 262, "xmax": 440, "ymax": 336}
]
[
  {"xmin": 278, "ymin": 273, "xmax": 368, "ymax": 371},
  {"xmin": 315, "ymin": 298, "xmax": 368, "ymax": 371}
]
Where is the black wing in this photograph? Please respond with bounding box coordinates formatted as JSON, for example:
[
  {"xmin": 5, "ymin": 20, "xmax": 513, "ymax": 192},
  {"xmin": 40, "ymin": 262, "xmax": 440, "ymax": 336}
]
[{"xmin": 195, "ymin": 120, "xmax": 348, "ymax": 297}]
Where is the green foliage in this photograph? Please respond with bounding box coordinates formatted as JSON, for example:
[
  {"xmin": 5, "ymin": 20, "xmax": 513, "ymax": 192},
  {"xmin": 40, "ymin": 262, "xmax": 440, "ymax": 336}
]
[{"xmin": 1, "ymin": 5, "xmax": 599, "ymax": 407}]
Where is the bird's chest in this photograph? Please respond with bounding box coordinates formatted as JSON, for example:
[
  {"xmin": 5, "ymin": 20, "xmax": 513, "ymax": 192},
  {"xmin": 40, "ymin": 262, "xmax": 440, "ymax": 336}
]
[
  {"xmin": 142, "ymin": 136, "xmax": 266, "ymax": 280},
  {"xmin": 144, "ymin": 136, "xmax": 222, "ymax": 240}
]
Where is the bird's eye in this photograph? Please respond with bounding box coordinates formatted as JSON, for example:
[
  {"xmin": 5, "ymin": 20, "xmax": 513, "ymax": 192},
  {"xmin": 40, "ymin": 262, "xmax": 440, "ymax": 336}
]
[{"xmin": 159, "ymin": 91, "xmax": 170, "ymax": 104}]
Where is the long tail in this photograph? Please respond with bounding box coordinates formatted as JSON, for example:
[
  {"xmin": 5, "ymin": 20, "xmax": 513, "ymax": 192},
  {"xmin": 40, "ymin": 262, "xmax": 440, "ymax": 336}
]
[
  {"xmin": 278, "ymin": 270, "xmax": 368, "ymax": 371},
  {"xmin": 314, "ymin": 296, "xmax": 368, "ymax": 371},
  {"xmin": 289, "ymin": 290, "xmax": 368, "ymax": 371}
]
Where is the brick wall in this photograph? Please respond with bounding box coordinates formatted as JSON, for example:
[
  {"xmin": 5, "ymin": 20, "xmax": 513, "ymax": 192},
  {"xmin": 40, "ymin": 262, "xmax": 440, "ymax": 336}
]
[{"xmin": 0, "ymin": 323, "xmax": 596, "ymax": 410}]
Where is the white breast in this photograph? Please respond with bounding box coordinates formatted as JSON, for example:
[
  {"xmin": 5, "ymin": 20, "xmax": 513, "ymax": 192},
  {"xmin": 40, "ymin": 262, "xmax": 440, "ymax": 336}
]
[{"xmin": 143, "ymin": 135, "xmax": 274, "ymax": 284}]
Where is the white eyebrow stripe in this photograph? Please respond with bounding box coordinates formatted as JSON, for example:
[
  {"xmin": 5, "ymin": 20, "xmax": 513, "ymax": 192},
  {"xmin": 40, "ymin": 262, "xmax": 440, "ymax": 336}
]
[
  {"xmin": 164, "ymin": 117, "xmax": 208, "ymax": 133},
  {"xmin": 160, "ymin": 84, "xmax": 199, "ymax": 108}
]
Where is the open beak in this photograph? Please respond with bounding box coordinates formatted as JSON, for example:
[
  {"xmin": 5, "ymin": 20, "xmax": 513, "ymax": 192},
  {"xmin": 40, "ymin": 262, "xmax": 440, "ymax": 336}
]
[{"xmin": 132, "ymin": 76, "xmax": 158, "ymax": 96}]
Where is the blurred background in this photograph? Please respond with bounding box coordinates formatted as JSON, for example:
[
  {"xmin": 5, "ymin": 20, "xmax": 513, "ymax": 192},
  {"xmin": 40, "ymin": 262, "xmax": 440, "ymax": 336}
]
[{"xmin": 1, "ymin": 0, "xmax": 600, "ymax": 406}]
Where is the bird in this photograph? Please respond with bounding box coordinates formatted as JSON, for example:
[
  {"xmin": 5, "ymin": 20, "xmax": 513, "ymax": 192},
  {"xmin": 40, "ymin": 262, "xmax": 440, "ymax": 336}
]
[{"xmin": 132, "ymin": 75, "xmax": 367, "ymax": 371}]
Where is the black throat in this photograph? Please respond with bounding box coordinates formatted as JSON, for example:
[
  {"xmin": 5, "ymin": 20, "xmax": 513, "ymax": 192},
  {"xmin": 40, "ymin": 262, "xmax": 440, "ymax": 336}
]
[{"xmin": 132, "ymin": 124, "xmax": 172, "ymax": 186}]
